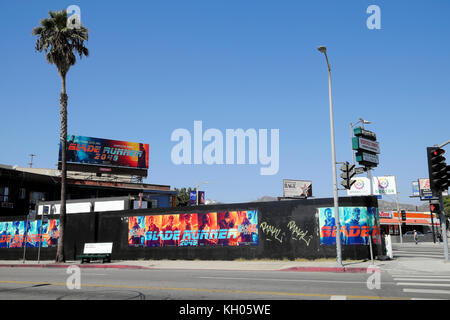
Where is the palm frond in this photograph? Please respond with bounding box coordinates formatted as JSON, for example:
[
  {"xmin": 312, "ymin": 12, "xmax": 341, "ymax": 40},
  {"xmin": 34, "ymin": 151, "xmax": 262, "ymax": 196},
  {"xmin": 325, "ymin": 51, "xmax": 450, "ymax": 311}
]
[{"xmin": 32, "ymin": 9, "xmax": 89, "ymax": 75}]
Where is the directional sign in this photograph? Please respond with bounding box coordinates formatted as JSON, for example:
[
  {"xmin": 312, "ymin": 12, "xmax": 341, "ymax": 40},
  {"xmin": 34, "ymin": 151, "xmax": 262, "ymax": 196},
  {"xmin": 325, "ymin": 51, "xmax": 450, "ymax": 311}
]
[
  {"xmin": 352, "ymin": 137, "xmax": 380, "ymax": 154},
  {"xmin": 356, "ymin": 152, "xmax": 379, "ymax": 165},
  {"xmin": 353, "ymin": 127, "xmax": 377, "ymax": 141},
  {"xmin": 352, "ymin": 126, "xmax": 379, "ymax": 169},
  {"xmin": 355, "ymin": 167, "xmax": 365, "ymax": 174}
]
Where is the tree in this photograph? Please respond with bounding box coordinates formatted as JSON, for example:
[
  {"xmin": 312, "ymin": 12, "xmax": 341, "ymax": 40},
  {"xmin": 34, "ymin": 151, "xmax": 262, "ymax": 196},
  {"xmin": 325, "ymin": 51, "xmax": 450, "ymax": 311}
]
[
  {"xmin": 444, "ymin": 195, "xmax": 450, "ymax": 219},
  {"xmin": 32, "ymin": 9, "xmax": 89, "ymax": 262},
  {"xmin": 174, "ymin": 187, "xmax": 194, "ymax": 207}
]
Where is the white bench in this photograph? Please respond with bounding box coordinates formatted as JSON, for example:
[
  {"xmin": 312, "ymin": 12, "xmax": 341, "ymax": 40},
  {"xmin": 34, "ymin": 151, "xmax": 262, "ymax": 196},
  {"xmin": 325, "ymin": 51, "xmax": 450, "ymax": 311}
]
[{"xmin": 77, "ymin": 242, "xmax": 113, "ymax": 263}]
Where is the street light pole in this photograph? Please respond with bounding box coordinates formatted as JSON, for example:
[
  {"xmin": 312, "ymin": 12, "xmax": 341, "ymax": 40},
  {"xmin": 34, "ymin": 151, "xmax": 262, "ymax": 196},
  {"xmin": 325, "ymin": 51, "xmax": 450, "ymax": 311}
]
[{"xmin": 318, "ymin": 46, "xmax": 343, "ymax": 267}]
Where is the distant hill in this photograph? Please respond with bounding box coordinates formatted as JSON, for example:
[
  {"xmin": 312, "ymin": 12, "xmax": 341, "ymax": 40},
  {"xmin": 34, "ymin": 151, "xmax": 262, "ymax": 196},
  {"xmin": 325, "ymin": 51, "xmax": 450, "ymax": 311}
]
[
  {"xmin": 377, "ymin": 199, "xmax": 429, "ymax": 212},
  {"xmin": 253, "ymin": 196, "xmax": 278, "ymax": 202}
]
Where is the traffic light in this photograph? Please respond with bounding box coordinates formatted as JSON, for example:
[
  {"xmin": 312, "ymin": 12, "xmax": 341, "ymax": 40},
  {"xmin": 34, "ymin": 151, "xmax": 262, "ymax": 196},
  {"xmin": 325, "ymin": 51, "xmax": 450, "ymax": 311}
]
[
  {"xmin": 427, "ymin": 147, "xmax": 449, "ymax": 194},
  {"xmin": 430, "ymin": 203, "xmax": 440, "ymax": 214},
  {"xmin": 401, "ymin": 210, "xmax": 406, "ymax": 221},
  {"xmin": 340, "ymin": 162, "xmax": 356, "ymax": 190}
]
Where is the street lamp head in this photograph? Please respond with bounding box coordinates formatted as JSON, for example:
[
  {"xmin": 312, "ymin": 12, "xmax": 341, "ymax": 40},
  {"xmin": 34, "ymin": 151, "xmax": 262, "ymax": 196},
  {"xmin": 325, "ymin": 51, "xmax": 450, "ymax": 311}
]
[
  {"xmin": 359, "ymin": 118, "xmax": 371, "ymax": 124},
  {"xmin": 317, "ymin": 46, "xmax": 327, "ymax": 53}
]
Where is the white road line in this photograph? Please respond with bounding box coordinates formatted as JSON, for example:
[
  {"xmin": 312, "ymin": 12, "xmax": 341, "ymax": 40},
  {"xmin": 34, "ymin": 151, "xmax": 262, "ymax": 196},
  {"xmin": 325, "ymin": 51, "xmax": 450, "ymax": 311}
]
[
  {"xmin": 391, "ymin": 275, "xmax": 450, "ymax": 278},
  {"xmin": 392, "ymin": 250, "xmax": 443, "ymax": 252},
  {"xmin": 393, "ymin": 278, "xmax": 450, "ymax": 282},
  {"xmin": 393, "ymin": 252, "xmax": 443, "ymax": 255},
  {"xmin": 403, "ymin": 288, "xmax": 450, "ymax": 295},
  {"xmin": 196, "ymin": 276, "xmax": 388, "ymax": 285},
  {"xmin": 411, "ymin": 297, "xmax": 446, "ymax": 300},
  {"xmin": 397, "ymin": 282, "xmax": 450, "ymax": 287},
  {"xmin": 393, "ymin": 254, "xmax": 443, "ymax": 258},
  {"xmin": 330, "ymin": 295, "xmax": 347, "ymax": 300}
]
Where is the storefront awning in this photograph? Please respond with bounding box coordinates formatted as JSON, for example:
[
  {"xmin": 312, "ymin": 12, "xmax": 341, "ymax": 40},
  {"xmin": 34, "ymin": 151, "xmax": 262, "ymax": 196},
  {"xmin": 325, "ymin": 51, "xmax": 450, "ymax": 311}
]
[
  {"xmin": 380, "ymin": 218, "xmax": 438, "ymax": 226},
  {"xmin": 380, "ymin": 218, "xmax": 400, "ymax": 225}
]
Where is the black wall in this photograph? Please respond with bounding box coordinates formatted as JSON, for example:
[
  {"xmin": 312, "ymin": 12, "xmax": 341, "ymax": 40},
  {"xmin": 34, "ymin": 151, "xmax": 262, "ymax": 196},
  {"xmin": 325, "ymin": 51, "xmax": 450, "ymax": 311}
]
[{"xmin": 0, "ymin": 196, "xmax": 382, "ymax": 261}]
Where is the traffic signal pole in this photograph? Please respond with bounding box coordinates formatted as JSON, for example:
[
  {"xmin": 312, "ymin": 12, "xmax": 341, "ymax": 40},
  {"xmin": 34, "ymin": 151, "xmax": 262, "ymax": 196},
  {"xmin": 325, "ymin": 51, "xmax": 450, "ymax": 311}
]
[
  {"xmin": 427, "ymin": 141, "xmax": 449, "ymax": 262},
  {"xmin": 439, "ymin": 193, "xmax": 449, "ymax": 262},
  {"xmin": 436, "ymin": 140, "xmax": 449, "ymax": 261}
]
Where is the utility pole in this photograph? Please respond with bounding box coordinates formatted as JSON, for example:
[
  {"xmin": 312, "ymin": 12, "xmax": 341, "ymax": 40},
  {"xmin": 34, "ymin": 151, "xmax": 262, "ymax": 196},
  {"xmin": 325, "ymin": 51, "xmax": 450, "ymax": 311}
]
[{"xmin": 28, "ymin": 154, "xmax": 36, "ymax": 168}]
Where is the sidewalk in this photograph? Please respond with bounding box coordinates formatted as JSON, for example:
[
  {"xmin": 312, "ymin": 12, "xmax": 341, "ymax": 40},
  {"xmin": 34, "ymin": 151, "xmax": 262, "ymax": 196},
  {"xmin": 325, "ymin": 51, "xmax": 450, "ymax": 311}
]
[
  {"xmin": 1, "ymin": 242, "xmax": 448, "ymax": 274},
  {"xmin": 0, "ymin": 258, "xmax": 381, "ymax": 273}
]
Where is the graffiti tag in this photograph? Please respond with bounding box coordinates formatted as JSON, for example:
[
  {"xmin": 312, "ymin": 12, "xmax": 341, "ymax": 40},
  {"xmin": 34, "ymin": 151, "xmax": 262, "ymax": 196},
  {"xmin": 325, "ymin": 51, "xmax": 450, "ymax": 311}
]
[
  {"xmin": 260, "ymin": 220, "xmax": 314, "ymax": 246},
  {"xmin": 260, "ymin": 222, "xmax": 284, "ymax": 244},
  {"xmin": 287, "ymin": 221, "xmax": 313, "ymax": 246}
]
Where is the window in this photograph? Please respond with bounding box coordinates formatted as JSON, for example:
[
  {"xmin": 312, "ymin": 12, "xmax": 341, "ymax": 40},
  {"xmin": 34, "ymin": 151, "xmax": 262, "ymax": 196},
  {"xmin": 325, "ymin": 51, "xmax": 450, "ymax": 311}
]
[
  {"xmin": 0, "ymin": 187, "xmax": 9, "ymax": 202},
  {"xmin": 30, "ymin": 191, "xmax": 46, "ymax": 204},
  {"xmin": 19, "ymin": 188, "xmax": 26, "ymax": 200}
]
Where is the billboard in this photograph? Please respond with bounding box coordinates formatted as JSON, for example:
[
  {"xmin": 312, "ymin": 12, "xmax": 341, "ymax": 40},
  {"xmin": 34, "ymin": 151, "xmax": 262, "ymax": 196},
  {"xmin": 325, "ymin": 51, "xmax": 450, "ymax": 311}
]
[
  {"xmin": 411, "ymin": 181, "xmax": 420, "ymax": 197},
  {"xmin": 58, "ymin": 135, "xmax": 149, "ymax": 176},
  {"xmin": 347, "ymin": 177, "xmax": 371, "ymax": 196},
  {"xmin": 283, "ymin": 180, "xmax": 312, "ymax": 198},
  {"xmin": 318, "ymin": 206, "xmax": 381, "ymax": 245},
  {"xmin": 128, "ymin": 210, "xmax": 258, "ymax": 247},
  {"xmin": 347, "ymin": 176, "xmax": 397, "ymax": 196},
  {"xmin": 189, "ymin": 191, "xmax": 205, "ymax": 206},
  {"xmin": 372, "ymin": 176, "xmax": 396, "ymax": 195},
  {"xmin": 418, "ymin": 178, "xmax": 434, "ymax": 200},
  {"xmin": 0, "ymin": 219, "xmax": 59, "ymax": 248}
]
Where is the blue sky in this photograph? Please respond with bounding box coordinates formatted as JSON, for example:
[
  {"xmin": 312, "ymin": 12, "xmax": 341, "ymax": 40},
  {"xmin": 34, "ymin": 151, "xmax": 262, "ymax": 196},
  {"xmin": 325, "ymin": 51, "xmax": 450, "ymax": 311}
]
[{"xmin": 0, "ymin": 0, "xmax": 449, "ymax": 206}]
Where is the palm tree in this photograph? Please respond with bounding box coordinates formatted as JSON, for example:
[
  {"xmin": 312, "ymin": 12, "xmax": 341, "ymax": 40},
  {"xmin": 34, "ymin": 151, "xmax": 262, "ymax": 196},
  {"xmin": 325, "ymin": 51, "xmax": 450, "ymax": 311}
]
[{"xmin": 32, "ymin": 10, "xmax": 89, "ymax": 262}]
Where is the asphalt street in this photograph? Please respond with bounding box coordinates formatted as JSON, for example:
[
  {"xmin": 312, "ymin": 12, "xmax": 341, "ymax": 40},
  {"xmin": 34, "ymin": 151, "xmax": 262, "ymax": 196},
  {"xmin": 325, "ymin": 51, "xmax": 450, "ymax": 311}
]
[
  {"xmin": 0, "ymin": 266, "xmax": 416, "ymax": 300},
  {"xmin": 0, "ymin": 243, "xmax": 448, "ymax": 301}
]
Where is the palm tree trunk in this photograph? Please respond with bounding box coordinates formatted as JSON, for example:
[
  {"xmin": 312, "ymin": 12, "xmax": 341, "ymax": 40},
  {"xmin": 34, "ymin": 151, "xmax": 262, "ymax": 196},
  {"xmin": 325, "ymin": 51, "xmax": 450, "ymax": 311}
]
[{"xmin": 56, "ymin": 74, "xmax": 68, "ymax": 263}]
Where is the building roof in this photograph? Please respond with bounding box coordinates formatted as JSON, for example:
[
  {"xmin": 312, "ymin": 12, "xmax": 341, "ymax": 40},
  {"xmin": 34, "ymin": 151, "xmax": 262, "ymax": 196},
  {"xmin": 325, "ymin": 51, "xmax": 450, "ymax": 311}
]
[{"xmin": 0, "ymin": 164, "xmax": 175, "ymax": 194}]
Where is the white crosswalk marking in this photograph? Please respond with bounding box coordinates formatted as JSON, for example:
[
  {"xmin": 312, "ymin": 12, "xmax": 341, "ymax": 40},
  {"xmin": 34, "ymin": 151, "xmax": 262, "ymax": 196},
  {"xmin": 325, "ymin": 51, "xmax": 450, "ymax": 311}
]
[
  {"xmin": 397, "ymin": 282, "xmax": 450, "ymax": 287},
  {"xmin": 393, "ymin": 278, "xmax": 450, "ymax": 282},
  {"xmin": 403, "ymin": 289, "xmax": 450, "ymax": 295},
  {"xmin": 392, "ymin": 273, "xmax": 450, "ymax": 299},
  {"xmin": 330, "ymin": 295, "xmax": 347, "ymax": 300}
]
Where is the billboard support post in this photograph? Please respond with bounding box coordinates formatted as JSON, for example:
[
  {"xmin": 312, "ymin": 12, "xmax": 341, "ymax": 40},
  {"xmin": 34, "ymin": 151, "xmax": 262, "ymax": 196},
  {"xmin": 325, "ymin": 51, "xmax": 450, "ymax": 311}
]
[
  {"xmin": 394, "ymin": 175, "xmax": 403, "ymax": 243},
  {"xmin": 369, "ymin": 235, "xmax": 375, "ymax": 266},
  {"xmin": 37, "ymin": 205, "xmax": 43, "ymax": 264},
  {"xmin": 22, "ymin": 215, "xmax": 28, "ymax": 264}
]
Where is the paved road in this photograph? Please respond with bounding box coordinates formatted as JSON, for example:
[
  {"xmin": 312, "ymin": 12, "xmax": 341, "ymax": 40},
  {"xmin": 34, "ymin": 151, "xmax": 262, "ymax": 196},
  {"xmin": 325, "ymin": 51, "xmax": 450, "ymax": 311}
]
[
  {"xmin": 0, "ymin": 242, "xmax": 448, "ymax": 301},
  {"xmin": 0, "ymin": 266, "xmax": 415, "ymax": 300}
]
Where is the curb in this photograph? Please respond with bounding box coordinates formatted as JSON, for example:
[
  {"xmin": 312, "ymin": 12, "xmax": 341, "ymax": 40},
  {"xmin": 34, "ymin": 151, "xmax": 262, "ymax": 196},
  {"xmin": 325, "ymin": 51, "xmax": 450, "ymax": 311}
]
[
  {"xmin": 0, "ymin": 263, "xmax": 380, "ymax": 273},
  {"xmin": 0, "ymin": 264, "xmax": 150, "ymax": 270},
  {"xmin": 280, "ymin": 266, "xmax": 379, "ymax": 273}
]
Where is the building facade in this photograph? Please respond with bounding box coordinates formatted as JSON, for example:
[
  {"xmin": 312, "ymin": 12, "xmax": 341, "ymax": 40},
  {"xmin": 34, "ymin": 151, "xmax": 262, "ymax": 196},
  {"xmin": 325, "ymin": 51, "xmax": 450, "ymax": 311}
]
[{"xmin": 0, "ymin": 164, "xmax": 177, "ymax": 218}]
